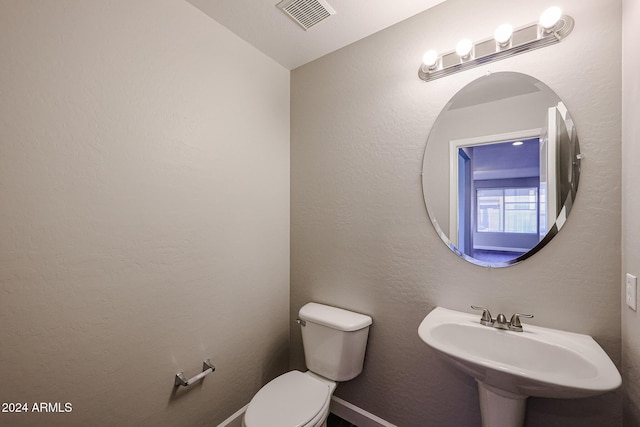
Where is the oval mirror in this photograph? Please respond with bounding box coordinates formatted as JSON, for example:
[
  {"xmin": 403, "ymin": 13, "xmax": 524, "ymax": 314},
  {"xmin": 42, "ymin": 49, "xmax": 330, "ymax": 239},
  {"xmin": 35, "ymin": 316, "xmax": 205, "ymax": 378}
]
[{"xmin": 422, "ymin": 72, "xmax": 581, "ymax": 267}]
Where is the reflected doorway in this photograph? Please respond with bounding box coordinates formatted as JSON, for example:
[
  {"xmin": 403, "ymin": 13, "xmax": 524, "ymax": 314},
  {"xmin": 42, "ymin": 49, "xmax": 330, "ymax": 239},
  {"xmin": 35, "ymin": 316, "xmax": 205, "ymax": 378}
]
[{"xmin": 453, "ymin": 136, "xmax": 541, "ymax": 263}]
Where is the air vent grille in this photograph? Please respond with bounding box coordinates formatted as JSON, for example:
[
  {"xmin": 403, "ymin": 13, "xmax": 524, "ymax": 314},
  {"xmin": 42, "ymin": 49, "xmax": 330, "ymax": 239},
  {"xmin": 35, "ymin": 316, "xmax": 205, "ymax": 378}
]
[{"xmin": 276, "ymin": 0, "xmax": 336, "ymax": 30}]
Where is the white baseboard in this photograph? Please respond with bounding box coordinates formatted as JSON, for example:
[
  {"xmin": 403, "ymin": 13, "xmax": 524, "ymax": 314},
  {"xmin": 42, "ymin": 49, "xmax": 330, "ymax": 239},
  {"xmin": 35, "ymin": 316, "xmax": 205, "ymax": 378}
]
[
  {"xmin": 330, "ymin": 396, "xmax": 397, "ymax": 427},
  {"xmin": 217, "ymin": 404, "xmax": 247, "ymax": 427},
  {"xmin": 216, "ymin": 397, "xmax": 396, "ymax": 427}
]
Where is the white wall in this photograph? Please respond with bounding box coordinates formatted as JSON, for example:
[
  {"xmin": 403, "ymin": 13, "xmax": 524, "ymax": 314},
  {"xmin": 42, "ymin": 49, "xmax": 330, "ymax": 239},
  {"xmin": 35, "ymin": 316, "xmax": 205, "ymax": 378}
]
[
  {"xmin": 0, "ymin": 1, "xmax": 290, "ymax": 426},
  {"xmin": 291, "ymin": 0, "xmax": 622, "ymax": 425},
  {"xmin": 622, "ymin": 0, "xmax": 640, "ymax": 424}
]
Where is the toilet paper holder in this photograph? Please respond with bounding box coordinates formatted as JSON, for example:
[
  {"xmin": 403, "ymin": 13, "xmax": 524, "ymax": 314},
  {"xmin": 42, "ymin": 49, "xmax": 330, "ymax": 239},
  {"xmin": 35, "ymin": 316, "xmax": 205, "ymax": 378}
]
[{"xmin": 174, "ymin": 359, "xmax": 215, "ymax": 387}]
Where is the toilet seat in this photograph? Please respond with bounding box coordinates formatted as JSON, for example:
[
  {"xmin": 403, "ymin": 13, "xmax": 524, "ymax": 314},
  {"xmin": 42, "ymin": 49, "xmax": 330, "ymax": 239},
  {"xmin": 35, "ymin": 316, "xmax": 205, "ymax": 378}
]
[{"xmin": 244, "ymin": 370, "xmax": 331, "ymax": 427}]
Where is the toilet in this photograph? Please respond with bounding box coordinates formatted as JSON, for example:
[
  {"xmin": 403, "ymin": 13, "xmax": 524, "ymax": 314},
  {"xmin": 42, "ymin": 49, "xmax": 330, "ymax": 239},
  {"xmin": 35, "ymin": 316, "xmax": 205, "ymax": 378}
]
[{"xmin": 243, "ymin": 302, "xmax": 373, "ymax": 427}]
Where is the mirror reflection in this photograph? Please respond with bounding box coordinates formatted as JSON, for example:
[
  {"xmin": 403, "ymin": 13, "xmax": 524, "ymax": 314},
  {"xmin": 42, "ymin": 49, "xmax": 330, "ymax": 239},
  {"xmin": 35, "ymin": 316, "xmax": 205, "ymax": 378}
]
[{"xmin": 422, "ymin": 72, "xmax": 580, "ymax": 267}]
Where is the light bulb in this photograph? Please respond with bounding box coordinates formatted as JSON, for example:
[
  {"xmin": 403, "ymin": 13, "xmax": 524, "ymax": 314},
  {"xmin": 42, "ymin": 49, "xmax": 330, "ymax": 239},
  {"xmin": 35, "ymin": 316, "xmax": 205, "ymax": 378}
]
[
  {"xmin": 540, "ymin": 6, "xmax": 562, "ymax": 30},
  {"xmin": 456, "ymin": 39, "xmax": 473, "ymax": 58},
  {"xmin": 494, "ymin": 23, "xmax": 513, "ymax": 45},
  {"xmin": 422, "ymin": 50, "xmax": 439, "ymax": 70}
]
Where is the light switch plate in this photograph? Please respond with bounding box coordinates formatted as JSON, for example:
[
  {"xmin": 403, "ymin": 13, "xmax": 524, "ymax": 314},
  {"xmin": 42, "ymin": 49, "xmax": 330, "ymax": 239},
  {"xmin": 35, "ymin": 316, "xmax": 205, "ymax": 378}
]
[{"xmin": 626, "ymin": 273, "xmax": 637, "ymax": 311}]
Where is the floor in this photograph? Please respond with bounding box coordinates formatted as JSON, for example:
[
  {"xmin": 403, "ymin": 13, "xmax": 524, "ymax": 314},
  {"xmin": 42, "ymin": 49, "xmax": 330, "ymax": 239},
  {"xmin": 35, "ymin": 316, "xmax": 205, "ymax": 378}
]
[
  {"xmin": 327, "ymin": 413, "xmax": 357, "ymax": 427},
  {"xmin": 471, "ymin": 249, "xmax": 524, "ymax": 263}
]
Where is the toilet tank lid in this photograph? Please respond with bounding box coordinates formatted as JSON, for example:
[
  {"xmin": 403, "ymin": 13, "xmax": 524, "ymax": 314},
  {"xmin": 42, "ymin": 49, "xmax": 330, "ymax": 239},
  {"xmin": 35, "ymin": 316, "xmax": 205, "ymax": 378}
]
[{"xmin": 299, "ymin": 303, "xmax": 372, "ymax": 331}]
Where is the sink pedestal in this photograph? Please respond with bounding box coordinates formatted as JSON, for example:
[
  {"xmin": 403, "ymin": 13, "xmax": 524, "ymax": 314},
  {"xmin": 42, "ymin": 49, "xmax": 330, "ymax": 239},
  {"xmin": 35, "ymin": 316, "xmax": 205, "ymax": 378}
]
[{"xmin": 477, "ymin": 382, "xmax": 527, "ymax": 427}]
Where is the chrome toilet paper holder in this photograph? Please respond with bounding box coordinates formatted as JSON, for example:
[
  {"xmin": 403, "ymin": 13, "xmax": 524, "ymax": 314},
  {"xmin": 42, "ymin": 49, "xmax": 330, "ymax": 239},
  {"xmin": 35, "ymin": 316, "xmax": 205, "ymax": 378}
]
[{"xmin": 174, "ymin": 359, "xmax": 215, "ymax": 387}]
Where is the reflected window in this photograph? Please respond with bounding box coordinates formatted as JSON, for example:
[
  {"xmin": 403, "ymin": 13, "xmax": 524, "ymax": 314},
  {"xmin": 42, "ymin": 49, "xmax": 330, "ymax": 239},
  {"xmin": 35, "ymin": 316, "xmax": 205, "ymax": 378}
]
[{"xmin": 477, "ymin": 188, "xmax": 538, "ymax": 233}]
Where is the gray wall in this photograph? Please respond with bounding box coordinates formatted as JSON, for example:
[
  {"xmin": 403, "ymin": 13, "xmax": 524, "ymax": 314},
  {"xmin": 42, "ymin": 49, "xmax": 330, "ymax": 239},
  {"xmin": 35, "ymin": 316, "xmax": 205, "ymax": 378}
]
[
  {"xmin": 622, "ymin": 0, "xmax": 640, "ymax": 425},
  {"xmin": 0, "ymin": 1, "xmax": 290, "ymax": 426},
  {"xmin": 291, "ymin": 0, "xmax": 622, "ymax": 425}
]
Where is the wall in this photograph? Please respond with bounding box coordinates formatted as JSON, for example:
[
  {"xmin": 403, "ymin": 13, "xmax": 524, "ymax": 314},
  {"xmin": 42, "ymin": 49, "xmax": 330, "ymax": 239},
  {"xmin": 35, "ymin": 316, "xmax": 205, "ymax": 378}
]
[
  {"xmin": 0, "ymin": 1, "xmax": 289, "ymax": 426},
  {"xmin": 622, "ymin": 0, "xmax": 640, "ymax": 425},
  {"xmin": 291, "ymin": 0, "xmax": 622, "ymax": 426}
]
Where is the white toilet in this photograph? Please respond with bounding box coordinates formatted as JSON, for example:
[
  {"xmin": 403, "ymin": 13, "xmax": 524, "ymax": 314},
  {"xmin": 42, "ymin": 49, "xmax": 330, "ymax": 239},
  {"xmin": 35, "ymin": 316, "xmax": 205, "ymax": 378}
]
[{"xmin": 243, "ymin": 302, "xmax": 372, "ymax": 427}]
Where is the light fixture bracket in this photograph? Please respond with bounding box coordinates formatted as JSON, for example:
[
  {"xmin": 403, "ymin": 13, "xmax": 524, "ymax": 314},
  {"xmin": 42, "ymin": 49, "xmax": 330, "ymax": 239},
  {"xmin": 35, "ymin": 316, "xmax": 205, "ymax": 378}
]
[{"xmin": 418, "ymin": 15, "xmax": 574, "ymax": 82}]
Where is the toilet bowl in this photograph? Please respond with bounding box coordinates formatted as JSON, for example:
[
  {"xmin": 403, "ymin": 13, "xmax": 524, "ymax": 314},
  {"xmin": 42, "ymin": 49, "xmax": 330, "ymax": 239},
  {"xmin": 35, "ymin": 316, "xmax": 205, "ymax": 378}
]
[
  {"xmin": 242, "ymin": 370, "xmax": 336, "ymax": 427},
  {"xmin": 242, "ymin": 302, "xmax": 372, "ymax": 427}
]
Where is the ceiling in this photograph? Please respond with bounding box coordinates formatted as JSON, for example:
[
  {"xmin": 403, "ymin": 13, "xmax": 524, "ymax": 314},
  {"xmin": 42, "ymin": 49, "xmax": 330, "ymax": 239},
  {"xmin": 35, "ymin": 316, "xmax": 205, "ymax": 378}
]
[{"xmin": 186, "ymin": 0, "xmax": 446, "ymax": 70}]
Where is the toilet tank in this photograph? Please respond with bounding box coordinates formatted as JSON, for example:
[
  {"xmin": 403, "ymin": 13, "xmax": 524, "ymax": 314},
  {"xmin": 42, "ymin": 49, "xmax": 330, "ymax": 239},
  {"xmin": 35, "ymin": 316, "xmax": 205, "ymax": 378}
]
[{"xmin": 298, "ymin": 302, "xmax": 372, "ymax": 382}]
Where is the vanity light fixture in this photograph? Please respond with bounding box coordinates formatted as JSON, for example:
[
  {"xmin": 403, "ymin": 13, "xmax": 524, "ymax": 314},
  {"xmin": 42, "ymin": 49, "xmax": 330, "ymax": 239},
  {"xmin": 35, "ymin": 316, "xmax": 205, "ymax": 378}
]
[
  {"xmin": 422, "ymin": 49, "xmax": 439, "ymax": 70},
  {"xmin": 456, "ymin": 39, "xmax": 473, "ymax": 59},
  {"xmin": 418, "ymin": 7, "xmax": 574, "ymax": 82},
  {"xmin": 494, "ymin": 23, "xmax": 513, "ymax": 47},
  {"xmin": 539, "ymin": 6, "xmax": 563, "ymax": 32}
]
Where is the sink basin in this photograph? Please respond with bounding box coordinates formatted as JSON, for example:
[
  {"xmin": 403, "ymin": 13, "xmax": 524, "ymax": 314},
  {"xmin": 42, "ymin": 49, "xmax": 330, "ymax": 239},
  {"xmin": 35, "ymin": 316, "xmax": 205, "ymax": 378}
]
[{"xmin": 418, "ymin": 307, "xmax": 621, "ymax": 426}]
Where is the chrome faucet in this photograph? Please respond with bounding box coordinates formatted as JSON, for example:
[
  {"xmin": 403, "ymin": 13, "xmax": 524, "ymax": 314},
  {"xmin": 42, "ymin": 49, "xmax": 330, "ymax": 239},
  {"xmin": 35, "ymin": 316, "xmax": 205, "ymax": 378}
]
[
  {"xmin": 494, "ymin": 313, "xmax": 509, "ymax": 330},
  {"xmin": 471, "ymin": 306, "xmax": 533, "ymax": 332},
  {"xmin": 470, "ymin": 305, "xmax": 494, "ymax": 326},
  {"xmin": 508, "ymin": 312, "xmax": 534, "ymax": 332}
]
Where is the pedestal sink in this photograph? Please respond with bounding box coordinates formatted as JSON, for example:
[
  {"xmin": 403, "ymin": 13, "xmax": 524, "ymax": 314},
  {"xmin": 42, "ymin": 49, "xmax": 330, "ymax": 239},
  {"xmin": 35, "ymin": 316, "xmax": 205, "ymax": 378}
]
[{"xmin": 418, "ymin": 307, "xmax": 621, "ymax": 427}]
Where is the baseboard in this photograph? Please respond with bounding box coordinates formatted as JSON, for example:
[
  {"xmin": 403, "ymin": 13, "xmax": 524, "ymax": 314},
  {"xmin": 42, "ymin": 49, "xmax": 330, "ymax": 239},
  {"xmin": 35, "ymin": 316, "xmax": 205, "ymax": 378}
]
[
  {"xmin": 216, "ymin": 404, "xmax": 247, "ymax": 427},
  {"xmin": 330, "ymin": 396, "xmax": 397, "ymax": 427},
  {"xmin": 216, "ymin": 397, "xmax": 396, "ymax": 427}
]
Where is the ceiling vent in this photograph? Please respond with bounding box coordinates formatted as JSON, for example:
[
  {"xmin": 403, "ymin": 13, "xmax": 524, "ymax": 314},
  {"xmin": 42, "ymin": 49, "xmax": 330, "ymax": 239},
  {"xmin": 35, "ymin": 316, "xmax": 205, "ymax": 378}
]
[{"xmin": 276, "ymin": 0, "xmax": 336, "ymax": 31}]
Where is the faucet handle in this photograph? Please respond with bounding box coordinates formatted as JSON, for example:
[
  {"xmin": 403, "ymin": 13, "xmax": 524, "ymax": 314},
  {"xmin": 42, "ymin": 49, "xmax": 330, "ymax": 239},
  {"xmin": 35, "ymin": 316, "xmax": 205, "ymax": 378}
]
[
  {"xmin": 509, "ymin": 313, "xmax": 534, "ymax": 332},
  {"xmin": 471, "ymin": 305, "xmax": 494, "ymax": 326}
]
